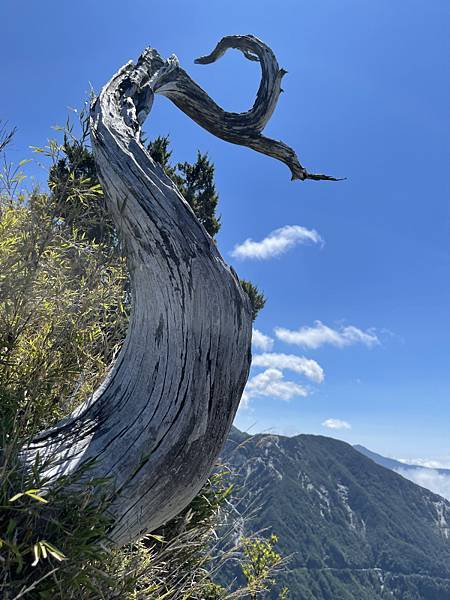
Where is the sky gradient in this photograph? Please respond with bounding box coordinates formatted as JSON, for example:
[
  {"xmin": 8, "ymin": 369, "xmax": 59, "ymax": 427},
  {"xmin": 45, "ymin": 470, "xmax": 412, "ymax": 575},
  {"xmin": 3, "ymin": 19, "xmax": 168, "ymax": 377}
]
[{"xmin": 2, "ymin": 0, "xmax": 449, "ymax": 459}]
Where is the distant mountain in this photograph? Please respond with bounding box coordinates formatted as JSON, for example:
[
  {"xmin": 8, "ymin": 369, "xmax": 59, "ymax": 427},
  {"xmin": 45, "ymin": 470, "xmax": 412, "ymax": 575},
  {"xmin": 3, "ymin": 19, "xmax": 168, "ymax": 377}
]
[
  {"xmin": 354, "ymin": 444, "xmax": 450, "ymax": 476},
  {"xmin": 221, "ymin": 428, "xmax": 450, "ymax": 599}
]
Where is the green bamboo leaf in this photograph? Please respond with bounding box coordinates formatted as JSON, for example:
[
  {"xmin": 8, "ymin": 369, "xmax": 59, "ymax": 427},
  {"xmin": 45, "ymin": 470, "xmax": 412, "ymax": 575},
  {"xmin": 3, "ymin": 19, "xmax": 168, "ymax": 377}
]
[
  {"xmin": 147, "ymin": 533, "xmax": 166, "ymax": 543},
  {"xmin": 25, "ymin": 491, "xmax": 48, "ymax": 503},
  {"xmin": 8, "ymin": 492, "xmax": 25, "ymax": 502},
  {"xmin": 42, "ymin": 540, "xmax": 66, "ymax": 561},
  {"xmin": 9, "ymin": 488, "xmax": 48, "ymax": 503}
]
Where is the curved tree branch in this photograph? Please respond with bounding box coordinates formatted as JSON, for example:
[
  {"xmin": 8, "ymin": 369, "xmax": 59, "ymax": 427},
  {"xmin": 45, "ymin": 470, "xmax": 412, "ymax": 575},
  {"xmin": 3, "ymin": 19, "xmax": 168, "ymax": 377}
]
[
  {"xmin": 149, "ymin": 35, "xmax": 340, "ymax": 180},
  {"xmin": 22, "ymin": 35, "xmax": 337, "ymax": 546}
]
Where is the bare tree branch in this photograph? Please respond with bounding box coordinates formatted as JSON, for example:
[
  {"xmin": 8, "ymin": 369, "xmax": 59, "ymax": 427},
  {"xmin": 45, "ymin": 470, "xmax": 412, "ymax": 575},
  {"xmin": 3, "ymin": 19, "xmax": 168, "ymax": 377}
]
[{"xmin": 0, "ymin": 121, "xmax": 16, "ymax": 154}]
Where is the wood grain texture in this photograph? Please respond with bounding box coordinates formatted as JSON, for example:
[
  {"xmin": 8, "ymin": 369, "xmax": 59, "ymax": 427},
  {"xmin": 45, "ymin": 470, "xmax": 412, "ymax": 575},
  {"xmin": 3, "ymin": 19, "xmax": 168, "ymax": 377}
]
[{"xmin": 21, "ymin": 35, "xmax": 335, "ymax": 546}]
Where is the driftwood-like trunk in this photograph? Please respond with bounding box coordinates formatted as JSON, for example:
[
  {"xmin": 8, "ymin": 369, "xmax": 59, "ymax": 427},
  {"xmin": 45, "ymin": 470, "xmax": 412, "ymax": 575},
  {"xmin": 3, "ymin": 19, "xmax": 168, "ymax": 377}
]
[{"xmin": 22, "ymin": 35, "xmax": 336, "ymax": 546}]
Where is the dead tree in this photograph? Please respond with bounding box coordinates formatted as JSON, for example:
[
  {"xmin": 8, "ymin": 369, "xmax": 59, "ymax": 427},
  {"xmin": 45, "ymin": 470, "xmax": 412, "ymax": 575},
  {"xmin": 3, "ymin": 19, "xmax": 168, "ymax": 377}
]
[{"xmin": 22, "ymin": 35, "xmax": 336, "ymax": 546}]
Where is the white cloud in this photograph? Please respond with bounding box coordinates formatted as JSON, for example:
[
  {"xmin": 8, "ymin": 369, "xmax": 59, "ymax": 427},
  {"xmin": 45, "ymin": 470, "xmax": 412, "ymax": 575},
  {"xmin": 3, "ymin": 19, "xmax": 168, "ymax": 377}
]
[
  {"xmin": 252, "ymin": 328, "xmax": 274, "ymax": 351},
  {"xmin": 275, "ymin": 320, "xmax": 379, "ymax": 349},
  {"xmin": 395, "ymin": 468, "xmax": 450, "ymax": 501},
  {"xmin": 241, "ymin": 368, "xmax": 309, "ymax": 408},
  {"xmin": 231, "ymin": 225, "xmax": 323, "ymax": 260},
  {"xmin": 397, "ymin": 458, "xmax": 450, "ymax": 469},
  {"xmin": 251, "ymin": 352, "xmax": 324, "ymax": 383},
  {"xmin": 322, "ymin": 418, "xmax": 352, "ymax": 430}
]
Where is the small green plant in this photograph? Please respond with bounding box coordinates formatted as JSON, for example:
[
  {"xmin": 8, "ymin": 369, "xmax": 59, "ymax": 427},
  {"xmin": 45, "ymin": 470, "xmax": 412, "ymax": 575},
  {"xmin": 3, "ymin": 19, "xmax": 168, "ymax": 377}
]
[
  {"xmin": 241, "ymin": 534, "xmax": 285, "ymax": 599},
  {"xmin": 0, "ymin": 440, "xmax": 115, "ymax": 598},
  {"xmin": 240, "ymin": 280, "xmax": 266, "ymax": 322}
]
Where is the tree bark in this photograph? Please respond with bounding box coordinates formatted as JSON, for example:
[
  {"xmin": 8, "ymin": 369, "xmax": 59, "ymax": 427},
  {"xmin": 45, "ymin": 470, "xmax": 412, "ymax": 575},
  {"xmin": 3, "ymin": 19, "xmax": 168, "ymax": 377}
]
[{"xmin": 21, "ymin": 35, "xmax": 336, "ymax": 546}]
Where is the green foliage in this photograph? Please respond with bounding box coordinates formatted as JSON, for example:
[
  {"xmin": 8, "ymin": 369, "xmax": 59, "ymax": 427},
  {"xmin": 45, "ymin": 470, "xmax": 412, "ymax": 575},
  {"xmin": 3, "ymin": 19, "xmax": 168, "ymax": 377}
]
[
  {"xmin": 241, "ymin": 534, "xmax": 285, "ymax": 599},
  {"xmin": 0, "ymin": 440, "xmax": 116, "ymax": 598},
  {"xmin": 48, "ymin": 141, "xmax": 113, "ymax": 245},
  {"xmin": 240, "ymin": 280, "xmax": 266, "ymax": 321},
  {"xmin": 46, "ymin": 110, "xmax": 116, "ymax": 246},
  {"xmin": 176, "ymin": 152, "xmax": 221, "ymax": 238},
  {"xmin": 0, "ymin": 192, "xmax": 127, "ymax": 436},
  {"xmin": 146, "ymin": 134, "xmax": 178, "ymax": 181},
  {"xmin": 147, "ymin": 136, "xmax": 220, "ymax": 238}
]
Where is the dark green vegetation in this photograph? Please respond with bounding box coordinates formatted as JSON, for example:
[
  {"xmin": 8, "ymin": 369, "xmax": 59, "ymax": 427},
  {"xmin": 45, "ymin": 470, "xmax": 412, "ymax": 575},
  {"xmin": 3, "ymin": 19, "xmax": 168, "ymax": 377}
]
[
  {"xmin": 223, "ymin": 429, "xmax": 450, "ymax": 599},
  {"xmin": 0, "ymin": 119, "xmax": 277, "ymax": 599}
]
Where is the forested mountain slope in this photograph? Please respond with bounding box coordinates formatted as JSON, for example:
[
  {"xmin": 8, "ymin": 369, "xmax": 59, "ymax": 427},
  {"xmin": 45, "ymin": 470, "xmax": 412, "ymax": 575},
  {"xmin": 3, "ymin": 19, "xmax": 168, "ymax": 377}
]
[{"xmin": 222, "ymin": 429, "xmax": 450, "ymax": 599}]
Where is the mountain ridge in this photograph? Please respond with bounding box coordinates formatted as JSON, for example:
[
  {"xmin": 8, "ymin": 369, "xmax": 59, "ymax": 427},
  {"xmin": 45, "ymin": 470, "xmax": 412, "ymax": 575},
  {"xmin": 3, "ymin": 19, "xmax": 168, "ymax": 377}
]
[{"xmin": 222, "ymin": 428, "xmax": 450, "ymax": 599}]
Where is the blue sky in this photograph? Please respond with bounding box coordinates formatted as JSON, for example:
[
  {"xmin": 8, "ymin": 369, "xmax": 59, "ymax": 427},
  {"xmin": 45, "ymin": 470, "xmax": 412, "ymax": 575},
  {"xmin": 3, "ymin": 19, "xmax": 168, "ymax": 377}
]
[{"xmin": 2, "ymin": 0, "xmax": 449, "ymax": 459}]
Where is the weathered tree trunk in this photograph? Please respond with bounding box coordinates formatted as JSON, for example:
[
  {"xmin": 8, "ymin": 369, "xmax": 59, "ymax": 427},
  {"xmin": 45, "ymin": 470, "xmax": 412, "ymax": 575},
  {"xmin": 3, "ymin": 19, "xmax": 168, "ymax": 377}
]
[{"xmin": 22, "ymin": 35, "xmax": 336, "ymax": 546}]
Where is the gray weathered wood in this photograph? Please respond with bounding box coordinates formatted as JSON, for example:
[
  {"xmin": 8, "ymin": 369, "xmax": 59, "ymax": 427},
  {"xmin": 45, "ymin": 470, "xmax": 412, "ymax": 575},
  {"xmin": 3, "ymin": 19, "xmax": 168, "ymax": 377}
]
[{"xmin": 21, "ymin": 35, "xmax": 336, "ymax": 546}]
